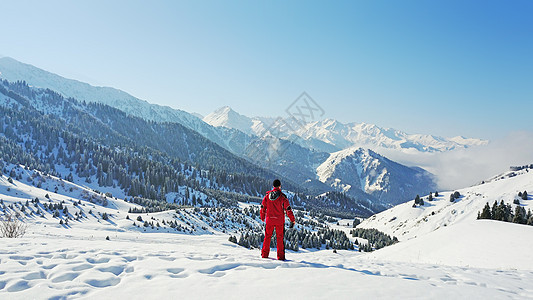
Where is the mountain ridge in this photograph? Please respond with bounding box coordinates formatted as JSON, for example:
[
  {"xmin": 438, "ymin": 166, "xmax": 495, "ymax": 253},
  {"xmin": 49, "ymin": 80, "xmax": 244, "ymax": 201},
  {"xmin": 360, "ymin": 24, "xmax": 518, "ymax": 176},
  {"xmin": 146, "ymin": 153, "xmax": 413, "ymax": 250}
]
[
  {"xmin": 203, "ymin": 105, "xmax": 489, "ymax": 154},
  {"xmin": 0, "ymin": 57, "xmax": 250, "ymax": 156}
]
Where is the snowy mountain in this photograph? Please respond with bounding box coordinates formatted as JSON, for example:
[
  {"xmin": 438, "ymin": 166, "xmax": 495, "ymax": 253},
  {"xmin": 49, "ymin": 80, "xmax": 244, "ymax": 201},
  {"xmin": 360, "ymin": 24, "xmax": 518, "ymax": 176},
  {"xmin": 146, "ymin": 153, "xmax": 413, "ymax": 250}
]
[
  {"xmin": 203, "ymin": 106, "xmax": 255, "ymax": 135},
  {"xmin": 316, "ymin": 147, "xmax": 436, "ymax": 205},
  {"xmin": 202, "ymin": 106, "xmax": 440, "ymax": 206},
  {"xmin": 203, "ymin": 106, "xmax": 488, "ymax": 153},
  {"xmin": 297, "ymin": 119, "xmax": 488, "ymax": 152}
]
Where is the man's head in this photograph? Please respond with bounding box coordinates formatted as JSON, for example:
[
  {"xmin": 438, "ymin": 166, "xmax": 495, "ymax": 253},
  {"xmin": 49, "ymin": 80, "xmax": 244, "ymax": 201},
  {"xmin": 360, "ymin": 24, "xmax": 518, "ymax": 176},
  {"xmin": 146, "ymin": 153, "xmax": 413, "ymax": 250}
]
[{"xmin": 273, "ymin": 179, "xmax": 281, "ymax": 188}]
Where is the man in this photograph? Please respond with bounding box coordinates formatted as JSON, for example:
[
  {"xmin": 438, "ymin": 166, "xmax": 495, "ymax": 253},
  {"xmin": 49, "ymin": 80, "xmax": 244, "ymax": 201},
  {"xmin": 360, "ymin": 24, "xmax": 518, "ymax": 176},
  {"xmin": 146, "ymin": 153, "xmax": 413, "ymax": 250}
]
[{"xmin": 260, "ymin": 179, "xmax": 295, "ymax": 260}]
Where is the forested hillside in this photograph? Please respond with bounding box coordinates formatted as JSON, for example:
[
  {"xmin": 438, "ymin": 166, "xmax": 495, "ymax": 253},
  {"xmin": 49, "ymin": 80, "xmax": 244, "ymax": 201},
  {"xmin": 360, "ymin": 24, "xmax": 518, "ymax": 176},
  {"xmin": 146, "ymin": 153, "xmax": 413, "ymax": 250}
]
[{"xmin": 0, "ymin": 79, "xmax": 375, "ymax": 217}]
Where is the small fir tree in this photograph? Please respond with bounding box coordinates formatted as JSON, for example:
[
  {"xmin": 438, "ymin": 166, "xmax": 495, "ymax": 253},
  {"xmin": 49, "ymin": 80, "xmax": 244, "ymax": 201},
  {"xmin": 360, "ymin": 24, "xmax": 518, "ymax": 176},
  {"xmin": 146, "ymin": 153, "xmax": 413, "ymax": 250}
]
[{"xmin": 479, "ymin": 203, "xmax": 492, "ymax": 219}]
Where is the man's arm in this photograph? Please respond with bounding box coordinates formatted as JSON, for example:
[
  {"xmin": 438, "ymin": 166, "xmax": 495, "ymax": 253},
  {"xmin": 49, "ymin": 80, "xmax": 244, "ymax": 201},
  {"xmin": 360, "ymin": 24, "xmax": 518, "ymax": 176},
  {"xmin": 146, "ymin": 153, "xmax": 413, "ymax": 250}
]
[
  {"xmin": 260, "ymin": 194, "xmax": 267, "ymax": 222},
  {"xmin": 284, "ymin": 196, "xmax": 295, "ymax": 224}
]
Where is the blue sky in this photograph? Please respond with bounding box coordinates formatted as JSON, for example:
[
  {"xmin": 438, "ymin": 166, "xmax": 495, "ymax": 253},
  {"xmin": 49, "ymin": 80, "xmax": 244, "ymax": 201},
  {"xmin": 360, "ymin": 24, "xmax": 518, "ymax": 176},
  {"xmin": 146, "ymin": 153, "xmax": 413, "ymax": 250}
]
[{"xmin": 2, "ymin": 0, "xmax": 532, "ymax": 139}]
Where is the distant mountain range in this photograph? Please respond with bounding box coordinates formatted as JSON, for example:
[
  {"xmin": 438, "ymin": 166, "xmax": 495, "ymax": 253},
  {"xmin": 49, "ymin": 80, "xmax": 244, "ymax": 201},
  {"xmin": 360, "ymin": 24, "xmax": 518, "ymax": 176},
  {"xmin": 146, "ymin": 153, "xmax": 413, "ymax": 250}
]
[
  {"xmin": 203, "ymin": 105, "xmax": 488, "ymax": 153},
  {"xmin": 0, "ymin": 56, "xmax": 488, "ymax": 209}
]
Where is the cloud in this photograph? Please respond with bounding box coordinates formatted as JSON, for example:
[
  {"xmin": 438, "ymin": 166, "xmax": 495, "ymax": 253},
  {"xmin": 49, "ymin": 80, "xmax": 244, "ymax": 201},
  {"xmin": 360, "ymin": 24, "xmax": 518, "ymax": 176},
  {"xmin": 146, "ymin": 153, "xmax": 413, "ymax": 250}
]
[{"xmin": 377, "ymin": 131, "xmax": 533, "ymax": 191}]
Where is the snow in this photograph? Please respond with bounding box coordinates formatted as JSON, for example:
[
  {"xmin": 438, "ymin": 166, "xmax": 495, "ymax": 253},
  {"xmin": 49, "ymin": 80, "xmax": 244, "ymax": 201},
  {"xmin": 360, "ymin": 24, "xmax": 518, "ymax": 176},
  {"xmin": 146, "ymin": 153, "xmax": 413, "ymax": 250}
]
[
  {"xmin": 316, "ymin": 147, "xmax": 369, "ymax": 186},
  {"xmin": 0, "ymin": 233, "xmax": 526, "ymax": 299},
  {"xmin": 4, "ymin": 232, "xmax": 533, "ymax": 299},
  {"xmin": 313, "ymin": 146, "xmax": 436, "ymax": 207},
  {"xmin": 360, "ymin": 168, "xmax": 533, "ymax": 270},
  {"xmin": 367, "ymin": 220, "xmax": 533, "ymax": 269},
  {"xmin": 202, "ymin": 104, "xmax": 489, "ymax": 154},
  {"xmin": 201, "ymin": 105, "xmax": 489, "ymax": 156},
  {"xmin": 1, "ymin": 166, "xmax": 533, "ymax": 298},
  {"xmin": 359, "ymin": 168, "xmax": 533, "ymax": 241},
  {"xmin": 203, "ymin": 106, "xmax": 254, "ymax": 135}
]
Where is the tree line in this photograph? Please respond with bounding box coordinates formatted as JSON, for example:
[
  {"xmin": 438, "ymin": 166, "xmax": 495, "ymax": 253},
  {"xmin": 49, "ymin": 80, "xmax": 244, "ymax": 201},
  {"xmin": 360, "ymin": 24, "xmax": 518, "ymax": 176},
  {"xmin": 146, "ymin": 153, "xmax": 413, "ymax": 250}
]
[{"xmin": 477, "ymin": 193, "xmax": 532, "ymax": 225}]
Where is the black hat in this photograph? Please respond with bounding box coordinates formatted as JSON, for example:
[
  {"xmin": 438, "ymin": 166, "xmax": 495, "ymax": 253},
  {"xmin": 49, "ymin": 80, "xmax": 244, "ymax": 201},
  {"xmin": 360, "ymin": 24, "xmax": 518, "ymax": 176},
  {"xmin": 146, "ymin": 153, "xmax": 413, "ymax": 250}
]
[{"xmin": 273, "ymin": 179, "xmax": 281, "ymax": 187}]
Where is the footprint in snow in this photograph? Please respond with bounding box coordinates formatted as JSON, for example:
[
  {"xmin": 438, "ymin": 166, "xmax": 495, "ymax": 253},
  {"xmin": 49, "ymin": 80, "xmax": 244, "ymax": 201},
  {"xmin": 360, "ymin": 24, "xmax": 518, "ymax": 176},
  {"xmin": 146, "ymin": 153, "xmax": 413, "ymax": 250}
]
[
  {"xmin": 122, "ymin": 256, "xmax": 138, "ymax": 262},
  {"xmin": 198, "ymin": 263, "xmax": 240, "ymax": 276},
  {"xmin": 86, "ymin": 257, "xmax": 111, "ymax": 264},
  {"xmin": 72, "ymin": 264, "xmax": 93, "ymax": 271},
  {"xmin": 23, "ymin": 271, "xmax": 47, "ymax": 280},
  {"xmin": 84, "ymin": 276, "xmax": 120, "ymax": 288},
  {"xmin": 9, "ymin": 255, "xmax": 34, "ymax": 261},
  {"xmin": 167, "ymin": 267, "xmax": 185, "ymax": 275},
  {"xmin": 6, "ymin": 280, "xmax": 31, "ymax": 293},
  {"xmin": 97, "ymin": 265, "xmax": 126, "ymax": 276},
  {"xmin": 42, "ymin": 263, "xmax": 59, "ymax": 270},
  {"xmin": 166, "ymin": 267, "xmax": 188, "ymax": 278},
  {"xmin": 157, "ymin": 256, "xmax": 176, "ymax": 261},
  {"xmin": 51, "ymin": 272, "xmax": 80, "ymax": 283}
]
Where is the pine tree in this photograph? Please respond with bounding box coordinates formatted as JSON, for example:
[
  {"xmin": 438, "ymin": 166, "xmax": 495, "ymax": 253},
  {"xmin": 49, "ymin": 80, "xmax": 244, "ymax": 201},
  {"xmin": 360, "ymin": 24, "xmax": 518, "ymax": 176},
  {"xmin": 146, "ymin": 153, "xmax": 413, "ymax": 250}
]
[
  {"xmin": 496, "ymin": 200, "xmax": 506, "ymax": 221},
  {"xmin": 512, "ymin": 206, "xmax": 526, "ymax": 224},
  {"xmin": 504, "ymin": 203, "xmax": 513, "ymax": 222},
  {"xmin": 479, "ymin": 203, "xmax": 492, "ymax": 219},
  {"xmin": 491, "ymin": 201, "xmax": 498, "ymax": 220}
]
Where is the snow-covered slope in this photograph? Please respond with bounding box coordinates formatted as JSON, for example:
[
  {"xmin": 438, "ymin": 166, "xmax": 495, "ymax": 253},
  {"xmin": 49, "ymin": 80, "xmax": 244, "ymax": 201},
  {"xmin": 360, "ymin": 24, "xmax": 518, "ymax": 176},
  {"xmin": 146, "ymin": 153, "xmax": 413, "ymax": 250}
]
[
  {"xmin": 0, "ymin": 57, "xmax": 193, "ymax": 124},
  {"xmin": 1, "ymin": 165, "xmax": 532, "ymax": 298},
  {"xmin": 359, "ymin": 168, "xmax": 533, "ymax": 269}
]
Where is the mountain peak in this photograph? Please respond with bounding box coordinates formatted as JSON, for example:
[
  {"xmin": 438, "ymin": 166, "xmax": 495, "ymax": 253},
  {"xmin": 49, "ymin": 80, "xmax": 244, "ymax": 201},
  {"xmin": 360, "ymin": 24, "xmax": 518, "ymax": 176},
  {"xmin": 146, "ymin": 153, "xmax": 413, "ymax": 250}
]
[
  {"xmin": 214, "ymin": 106, "xmax": 232, "ymax": 113},
  {"xmin": 203, "ymin": 106, "xmax": 254, "ymax": 135}
]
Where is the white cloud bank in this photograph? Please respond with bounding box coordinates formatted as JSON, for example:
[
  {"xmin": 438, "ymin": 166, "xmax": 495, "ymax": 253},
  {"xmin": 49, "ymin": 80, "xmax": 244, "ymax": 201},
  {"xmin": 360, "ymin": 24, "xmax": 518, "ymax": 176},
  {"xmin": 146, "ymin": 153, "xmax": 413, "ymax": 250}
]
[{"xmin": 378, "ymin": 131, "xmax": 533, "ymax": 191}]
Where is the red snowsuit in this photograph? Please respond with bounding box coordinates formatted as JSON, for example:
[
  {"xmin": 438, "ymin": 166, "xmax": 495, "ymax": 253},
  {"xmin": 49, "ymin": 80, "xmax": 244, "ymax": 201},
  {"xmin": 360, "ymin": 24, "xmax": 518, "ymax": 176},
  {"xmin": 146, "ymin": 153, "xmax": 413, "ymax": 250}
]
[{"xmin": 260, "ymin": 187, "xmax": 295, "ymax": 260}]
